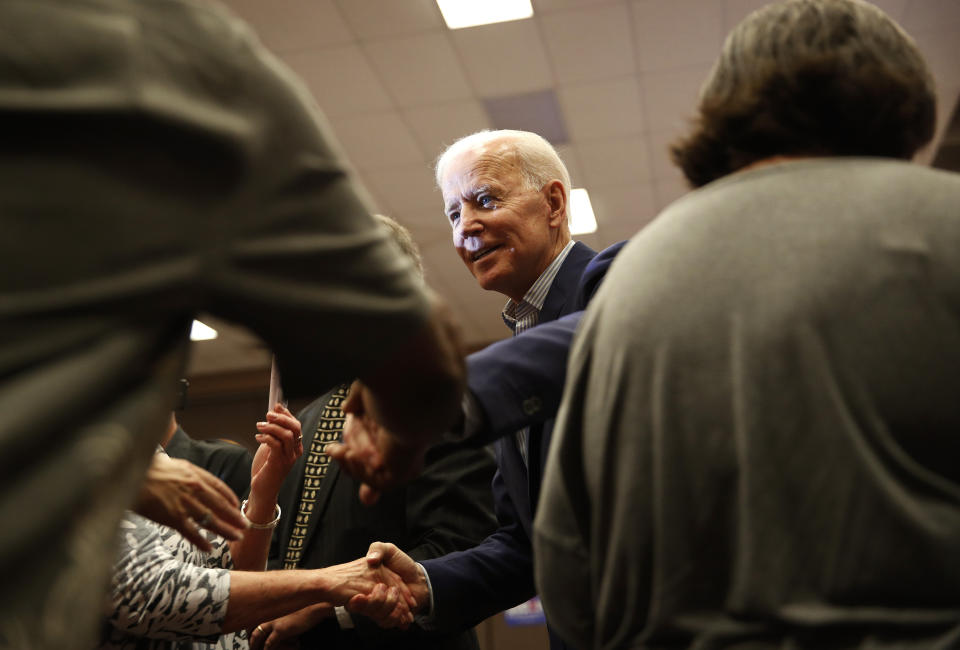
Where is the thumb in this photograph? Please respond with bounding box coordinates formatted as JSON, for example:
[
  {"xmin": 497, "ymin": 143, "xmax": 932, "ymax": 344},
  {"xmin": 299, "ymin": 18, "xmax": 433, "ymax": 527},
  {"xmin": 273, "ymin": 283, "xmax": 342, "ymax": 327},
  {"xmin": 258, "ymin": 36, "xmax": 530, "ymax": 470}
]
[{"xmin": 366, "ymin": 543, "xmax": 384, "ymax": 567}]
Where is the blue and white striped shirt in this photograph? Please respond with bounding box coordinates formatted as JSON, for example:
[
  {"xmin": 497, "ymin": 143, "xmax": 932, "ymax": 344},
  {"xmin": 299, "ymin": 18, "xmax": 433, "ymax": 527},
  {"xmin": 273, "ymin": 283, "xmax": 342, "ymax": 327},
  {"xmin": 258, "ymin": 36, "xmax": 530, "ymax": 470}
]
[{"xmin": 500, "ymin": 240, "xmax": 576, "ymax": 465}]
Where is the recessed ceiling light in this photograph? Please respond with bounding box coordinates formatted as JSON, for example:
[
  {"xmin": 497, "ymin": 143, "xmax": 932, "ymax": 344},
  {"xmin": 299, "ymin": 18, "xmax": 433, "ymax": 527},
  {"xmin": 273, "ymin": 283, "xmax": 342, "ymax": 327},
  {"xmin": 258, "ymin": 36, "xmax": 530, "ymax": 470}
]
[
  {"xmin": 569, "ymin": 188, "xmax": 598, "ymax": 235},
  {"xmin": 190, "ymin": 319, "xmax": 218, "ymax": 341},
  {"xmin": 436, "ymin": 0, "xmax": 533, "ymax": 29}
]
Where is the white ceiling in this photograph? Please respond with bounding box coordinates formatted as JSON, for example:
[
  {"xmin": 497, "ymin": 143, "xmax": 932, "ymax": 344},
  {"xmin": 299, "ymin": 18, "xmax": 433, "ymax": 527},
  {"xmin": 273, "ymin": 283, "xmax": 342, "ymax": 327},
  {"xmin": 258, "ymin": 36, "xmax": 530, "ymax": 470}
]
[{"xmin": 188, "ymin": 0, "xmax": 960, "ymax": 375}]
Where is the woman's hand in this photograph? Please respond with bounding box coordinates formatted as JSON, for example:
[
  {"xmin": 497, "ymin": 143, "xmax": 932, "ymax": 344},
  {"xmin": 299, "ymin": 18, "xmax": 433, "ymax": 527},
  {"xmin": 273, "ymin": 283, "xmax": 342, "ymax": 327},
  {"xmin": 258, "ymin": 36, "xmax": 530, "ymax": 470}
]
[{"xmin": 250, "ymin": 403, "xmax": 303, "ymax": 498}]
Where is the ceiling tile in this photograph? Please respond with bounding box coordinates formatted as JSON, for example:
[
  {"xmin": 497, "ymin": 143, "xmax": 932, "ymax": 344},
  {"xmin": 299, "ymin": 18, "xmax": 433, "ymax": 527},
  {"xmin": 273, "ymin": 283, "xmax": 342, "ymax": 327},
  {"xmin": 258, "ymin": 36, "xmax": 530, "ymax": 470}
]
[
  {"xmin": 540, "ymin": 3, "xmax": 636, "ymax": 84},
  {"xmin": 361, "ymin": 164, "xmax": 446, "ymax": 227},
  {"xmin": 279, "ymin": 45, "xmax": 394, "ymax": 117},
  {"xmin": 329, "ymin": 112, "xmax": 425, "ymax": 170},
  {"xmin": 483, "ymin": 90, "xmax": 569, "ymax": 145},
  {"xmin": 632, "ymin": 0, "xmax": 723, "ymax": 71},
  {"xmin": 450, "ymin": 19, "xmax": 554, "ymax": 96},
  {"xmin": 899, "ymin": 0, "xmax": 960, "ymax": 34},
  {"xmin": 555, "ymin": 144, "xmax": 585, "ymax": 188},
  {"xmin": 402, "ymin": 100, "xmax": 493, "ymax": 162},
  {"xmin": 721, "ymin": 0, "xmax": 778, "ymax": 31},
  {"xmin": 576, "ymin": 135, "xmax": 653, "ymax": 188},
  {"xmin": 559, "ymin": 76, "xmax": 645, "ymax": 140},
  {"xmin": 586, "ymin": 183, "xmax": 659, "ymax": 243},
  {"xmin": 641, "ymin": 64, "xmax": 711, "ymax": 132},
  {"xmin": 863, "ymin": 0, "xmax": 910, "ymax": 22},
  {"xmin": 911, "ymin": 30, "xmax": 960, "ymax": 98},
  {"xmin": 647, "ymin": 128, "xmax": 689, "ymax": 183},
  {"xmin": 335, "ymin": 0, "xmax": 443, "ymax": 38},
  {"xmin": 219, "ymin": 0, "xmax": 354, "ymax": 53},
  {"xmin": 363, "ymin": 33, "xmax": 474, "ymax": 107},
  {"xmin": 532, "ymin": 0, "xmax": 621, "ymax": 12},
  {"xmin": 654, "ymin": 176, "xmax": 692, "ymax": 212}
]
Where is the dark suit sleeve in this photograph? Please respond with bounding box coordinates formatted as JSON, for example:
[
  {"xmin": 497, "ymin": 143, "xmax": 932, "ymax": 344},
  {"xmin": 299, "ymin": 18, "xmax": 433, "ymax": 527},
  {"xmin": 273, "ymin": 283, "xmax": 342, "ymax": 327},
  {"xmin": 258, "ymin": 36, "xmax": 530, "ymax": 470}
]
[
  {"xmin": 347, "ymin": 440, "xmax": 496, "ymax": 647},
  {"xmin": 419, "ymin": 458, "xmax": 536, "ymax": 633},
  {"xmin": 461, "ymin": 240, "xmax": 627, "ymax": 447},
  {"xmin": 464, "ymin": 313, "xmax": 582, "ymax": 446}
]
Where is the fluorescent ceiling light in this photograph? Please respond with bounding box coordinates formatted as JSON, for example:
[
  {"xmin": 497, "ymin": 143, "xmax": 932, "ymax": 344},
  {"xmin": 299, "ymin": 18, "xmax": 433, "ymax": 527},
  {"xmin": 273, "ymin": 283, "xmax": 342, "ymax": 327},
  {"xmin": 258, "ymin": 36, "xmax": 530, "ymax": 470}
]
[
  {"xmin": 569, "ymin": 188, "xmax": 598, "ymax": 235},
  {"xmin": 190, "ymin": 319, "xmax": 218, "ymax": 341},
  {"xmin": 436, "ymin": 0, "xmax": 533, "ymax": 29}
]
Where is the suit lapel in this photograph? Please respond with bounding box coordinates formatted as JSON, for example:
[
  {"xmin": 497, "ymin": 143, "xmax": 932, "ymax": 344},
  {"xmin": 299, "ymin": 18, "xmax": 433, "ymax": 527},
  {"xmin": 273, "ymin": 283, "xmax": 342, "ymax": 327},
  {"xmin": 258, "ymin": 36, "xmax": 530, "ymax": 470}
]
[
  {"xmin": 539, "ymin": 242, "xmax": 597, "ymax": 322},
  {"xmin": 526, "ymin": 241, "xmax": 596, "ymax": 513}
]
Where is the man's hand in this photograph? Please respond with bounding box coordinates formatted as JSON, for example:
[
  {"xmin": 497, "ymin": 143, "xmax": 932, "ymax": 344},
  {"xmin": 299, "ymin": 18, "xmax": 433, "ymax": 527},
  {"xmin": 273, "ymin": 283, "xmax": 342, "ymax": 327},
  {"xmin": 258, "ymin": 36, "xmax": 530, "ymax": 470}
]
[
  {"xmin": 248, "ymin": 603, "xmax": 332, "ymax": 650},
  {"xmin": 347, "ymin": 542, "xmax": 430, "ymax": 627},
  {"xmin": 326, "ymin": 381, "xmax": 428, "ymax": 505},
  {"xmin": 134, "ymin": 453, "xmax": 248, "ymax": 551},
  {"xmin": 319, "ymin": 555, "xmax": 416, "ymax": 628}
]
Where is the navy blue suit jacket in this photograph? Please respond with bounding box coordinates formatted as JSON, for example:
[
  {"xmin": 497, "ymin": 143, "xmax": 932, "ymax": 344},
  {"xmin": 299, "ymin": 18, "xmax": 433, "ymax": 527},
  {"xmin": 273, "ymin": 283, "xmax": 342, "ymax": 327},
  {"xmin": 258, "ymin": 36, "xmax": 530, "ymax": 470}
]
[{"xmin": 421, "ymin": 241, "xmax": 624, "ymax": 648}]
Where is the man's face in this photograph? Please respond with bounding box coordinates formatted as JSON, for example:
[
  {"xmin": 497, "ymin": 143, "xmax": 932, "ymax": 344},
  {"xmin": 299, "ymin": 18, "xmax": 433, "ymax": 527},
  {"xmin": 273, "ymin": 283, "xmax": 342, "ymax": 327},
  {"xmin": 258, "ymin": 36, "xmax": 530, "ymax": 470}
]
[{"xmin": 441, "ymin": 143, "xmax": 561, "ymax": 303}]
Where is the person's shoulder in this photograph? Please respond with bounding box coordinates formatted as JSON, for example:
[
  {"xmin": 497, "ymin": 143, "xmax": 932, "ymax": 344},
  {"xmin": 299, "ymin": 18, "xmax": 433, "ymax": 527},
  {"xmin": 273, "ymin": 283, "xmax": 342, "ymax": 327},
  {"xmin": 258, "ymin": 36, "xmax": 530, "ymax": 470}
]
[{"xmin": 575, "ymin": 240, "xmax": 628, "ymax": 307}]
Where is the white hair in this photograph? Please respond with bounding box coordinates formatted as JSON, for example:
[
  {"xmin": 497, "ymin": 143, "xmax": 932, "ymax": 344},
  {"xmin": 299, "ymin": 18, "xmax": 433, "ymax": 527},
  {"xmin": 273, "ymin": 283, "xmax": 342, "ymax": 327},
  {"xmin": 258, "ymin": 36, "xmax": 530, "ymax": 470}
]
[{"xmin": 435, "ymin": 130, "xmax": 572, "ymax": 219}]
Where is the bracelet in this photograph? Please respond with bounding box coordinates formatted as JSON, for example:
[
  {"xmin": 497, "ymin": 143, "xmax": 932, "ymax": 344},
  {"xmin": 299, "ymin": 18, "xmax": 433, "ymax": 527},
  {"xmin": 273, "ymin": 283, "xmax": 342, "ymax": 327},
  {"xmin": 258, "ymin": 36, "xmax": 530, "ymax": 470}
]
[{"xmin": 240, "ymin": 500, "xmax": 281, "ymax": 529}]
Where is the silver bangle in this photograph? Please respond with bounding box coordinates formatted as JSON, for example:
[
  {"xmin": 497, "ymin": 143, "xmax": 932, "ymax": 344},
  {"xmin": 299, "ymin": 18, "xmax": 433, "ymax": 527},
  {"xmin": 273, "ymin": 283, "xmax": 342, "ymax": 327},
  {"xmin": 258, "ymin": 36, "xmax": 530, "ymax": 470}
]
[{"xmin": 240, "ymin": 500, "xmax": 281, "ymax": 529}]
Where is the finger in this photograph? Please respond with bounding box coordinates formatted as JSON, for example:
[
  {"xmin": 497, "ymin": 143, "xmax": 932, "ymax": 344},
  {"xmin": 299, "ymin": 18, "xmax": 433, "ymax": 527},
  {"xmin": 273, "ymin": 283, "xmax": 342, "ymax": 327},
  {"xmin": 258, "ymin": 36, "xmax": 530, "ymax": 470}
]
[
  {"xmin": 342, "ymin": 380, "xmax": 365, "ymax": 415},
  {"xmin": 173, "ymin": 516, "xmax": 214, "ymax": 552},
  {"xmin": 393, "ymin": 599, "xmax": 415, "ymax": 628},
  {"xmin": 180, "ymin": 492, "xmax": 246, "ymax": 542},
  {"xmin": 370, "ymin": 584, "xmax": 400, "ymax": 621},
  {"xmin": 378, "ymin": 565, "xmax": 416, "ymax": 609},
  {"xmin": 347, "ymin": 592, "xmax": 401, "ymax": 628},
  {"xmin": 358, "ymin": 483, "xmax": 382, "ymax": 506},
  {"xmin": 325, "ymin": 441, "xmax": 345, "ymax": 462},
  {"xmin": 257, "ymin": 419, "xmax": 296, "ymax": 461},
  {"xmin": 265, "ymin": 629, "xmax": 280, "ymax": 649},
  {"xmin": 365, "ymin": 544, "xmax": 383, "ymax": 567},
  {"xmin": 351, "ymin": 584, "xmax": 401, "ymax": 628},
  {"xmin": 267, "ymin": 409, "xmax": 300, "ymax": 434},
  {"xmin": 248, "ymin": 626, "xmax": 263, "ymax": 650},
  {"xmin": 172, "ymin": 458, "xmax": 240, "ymax": 510},
  {"xmin": 385, "ymin": 596, "xmax": 414, "ymax": 629},
  {"xmin": 255, "ymin": 429, "xmax": 287, "ymax": 460},
  {"xmin": 200, "ymin": 466, "xmax": 241, "ymax": 508},
  {"xmin": 193, "ymin": 468, "xmax": 247, "ymax": 528}
]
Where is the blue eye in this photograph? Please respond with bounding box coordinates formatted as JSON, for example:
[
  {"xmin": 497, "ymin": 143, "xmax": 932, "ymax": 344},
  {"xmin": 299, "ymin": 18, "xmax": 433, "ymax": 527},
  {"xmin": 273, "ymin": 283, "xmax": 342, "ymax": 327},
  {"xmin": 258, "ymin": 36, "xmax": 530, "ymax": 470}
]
[
  {"xmin": 448, "ymin": 211, "xmax": 460, "ymax": 224},
  {"xmin": 479, "ymin": 195, "xmax": 496, "ymax": 208}
]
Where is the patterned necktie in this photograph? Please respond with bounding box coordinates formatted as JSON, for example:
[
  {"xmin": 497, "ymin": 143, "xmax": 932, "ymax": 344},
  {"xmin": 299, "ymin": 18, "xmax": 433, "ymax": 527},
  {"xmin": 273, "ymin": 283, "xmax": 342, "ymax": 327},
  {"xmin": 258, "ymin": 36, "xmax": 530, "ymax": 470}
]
[{"xmin": 282, "ymin": 385, "xmax": 349, "ymax": 569}]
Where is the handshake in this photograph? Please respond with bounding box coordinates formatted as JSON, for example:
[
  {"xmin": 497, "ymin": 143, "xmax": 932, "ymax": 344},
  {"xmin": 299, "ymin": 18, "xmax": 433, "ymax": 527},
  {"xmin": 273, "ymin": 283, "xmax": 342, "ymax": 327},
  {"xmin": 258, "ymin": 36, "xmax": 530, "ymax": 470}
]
[{"xmin": 249, "ymin": 542, "xmax": 427, "ymax": 650}]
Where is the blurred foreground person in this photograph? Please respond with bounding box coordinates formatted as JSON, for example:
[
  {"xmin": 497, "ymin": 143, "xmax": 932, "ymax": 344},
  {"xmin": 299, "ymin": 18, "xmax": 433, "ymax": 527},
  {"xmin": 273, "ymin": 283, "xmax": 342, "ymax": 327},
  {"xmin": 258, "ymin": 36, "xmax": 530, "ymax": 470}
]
[
  {"xmin": 535, "ymin": 1, "xmax": 960, "ymax": 647},
  {"xmin": 0, "ymin": 1, "xmax": 463, "ymax": 647}
]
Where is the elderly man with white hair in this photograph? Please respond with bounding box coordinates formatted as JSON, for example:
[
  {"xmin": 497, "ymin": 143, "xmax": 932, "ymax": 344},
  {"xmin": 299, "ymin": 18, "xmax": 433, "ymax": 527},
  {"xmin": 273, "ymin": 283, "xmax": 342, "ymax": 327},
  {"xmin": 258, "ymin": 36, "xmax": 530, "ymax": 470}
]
[{"xmin": 333, "ymin": 129, "xmax": 625, "ymax": 650}]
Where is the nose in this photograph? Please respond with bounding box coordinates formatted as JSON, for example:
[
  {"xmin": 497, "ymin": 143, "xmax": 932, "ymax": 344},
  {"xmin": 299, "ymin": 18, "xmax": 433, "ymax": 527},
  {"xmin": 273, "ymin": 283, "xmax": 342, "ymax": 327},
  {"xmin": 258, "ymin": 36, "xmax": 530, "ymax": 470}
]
[
  {"xmin": 457, "ymin": 205, "xmax": 484, "ymax": 234},
  {"xmin": 452, "ymin": 205, "xmax": 484, "ymax": 250}
]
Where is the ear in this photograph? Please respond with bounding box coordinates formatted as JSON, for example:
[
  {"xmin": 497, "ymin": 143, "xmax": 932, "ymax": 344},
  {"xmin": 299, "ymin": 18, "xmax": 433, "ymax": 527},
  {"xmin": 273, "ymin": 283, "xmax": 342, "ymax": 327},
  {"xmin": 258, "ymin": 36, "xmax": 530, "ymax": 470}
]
[{"xmin": 543, "ymin": 180, "xmax": 567, "ymax": 229}]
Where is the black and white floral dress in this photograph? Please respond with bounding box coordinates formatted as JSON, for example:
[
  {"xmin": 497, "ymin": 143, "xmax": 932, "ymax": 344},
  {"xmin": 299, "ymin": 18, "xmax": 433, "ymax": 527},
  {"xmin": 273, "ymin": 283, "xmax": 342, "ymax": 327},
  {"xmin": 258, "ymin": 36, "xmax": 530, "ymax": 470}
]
[{"xmin": 99, "ymin": 512, "xmax": 247, "ymax": 650}]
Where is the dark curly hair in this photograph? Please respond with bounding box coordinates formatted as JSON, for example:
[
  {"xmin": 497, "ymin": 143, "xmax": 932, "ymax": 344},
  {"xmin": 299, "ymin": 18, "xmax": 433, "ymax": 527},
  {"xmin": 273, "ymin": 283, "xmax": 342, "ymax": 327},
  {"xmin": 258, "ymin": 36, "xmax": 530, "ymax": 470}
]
[{"xmin": 671, "ymin": 0, "xmax": 936, "ymax": 188}]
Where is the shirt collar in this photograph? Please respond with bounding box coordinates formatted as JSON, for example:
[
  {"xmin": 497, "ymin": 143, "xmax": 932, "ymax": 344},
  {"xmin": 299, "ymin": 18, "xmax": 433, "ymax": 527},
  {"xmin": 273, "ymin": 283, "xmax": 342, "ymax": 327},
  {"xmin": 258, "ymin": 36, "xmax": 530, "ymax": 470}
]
[{"xmin": 501, "ymin": 240, "xmax": 576, "ymax": 332}]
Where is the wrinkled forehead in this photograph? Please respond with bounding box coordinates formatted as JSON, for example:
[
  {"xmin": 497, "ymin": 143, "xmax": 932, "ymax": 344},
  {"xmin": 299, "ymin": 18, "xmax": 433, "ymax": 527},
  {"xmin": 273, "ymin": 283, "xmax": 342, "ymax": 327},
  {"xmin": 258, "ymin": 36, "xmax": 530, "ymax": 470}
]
[{"xmin": 440, "ymin": 142, "xmax": 524, "ymax": 200}]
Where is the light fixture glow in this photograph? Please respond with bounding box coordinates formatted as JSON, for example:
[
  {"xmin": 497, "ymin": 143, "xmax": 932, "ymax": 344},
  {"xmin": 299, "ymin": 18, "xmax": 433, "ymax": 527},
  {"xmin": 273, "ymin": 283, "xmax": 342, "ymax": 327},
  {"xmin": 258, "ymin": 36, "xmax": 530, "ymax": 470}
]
[
  {"xmin": 569, "ymin": 188, "xmax": 598, "ymax": 235},
  {"xmin": 190, "ymin": 320, "xmax": 218, "ymax": 341},
  {"xmin": 436, "ymin": 0, "xmax": 533, "ymax": 29}
]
